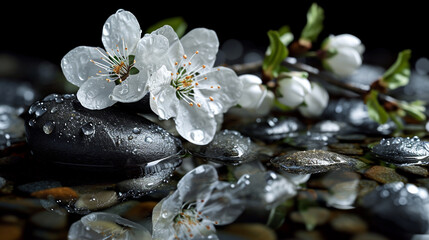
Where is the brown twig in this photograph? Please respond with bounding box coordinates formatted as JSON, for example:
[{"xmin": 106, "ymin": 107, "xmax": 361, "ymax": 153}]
[{"xmin": 228, "ymin": 57, "xmax": 401, "ymax": 107}]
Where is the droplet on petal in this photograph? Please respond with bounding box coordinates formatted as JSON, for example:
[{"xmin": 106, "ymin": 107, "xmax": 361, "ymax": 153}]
[{"xmin": 189, "ymin": 130, "xmax": 205, "ymax": 143}]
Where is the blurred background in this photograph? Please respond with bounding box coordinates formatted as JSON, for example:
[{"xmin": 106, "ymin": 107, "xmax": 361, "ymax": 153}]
[
  {"xmin": 0, "ymin": 1, "xmax": 428, "ymax": 98},
  {"xmin": 1, "ymin": 1, "xmax": 429, "ymax": 65}
]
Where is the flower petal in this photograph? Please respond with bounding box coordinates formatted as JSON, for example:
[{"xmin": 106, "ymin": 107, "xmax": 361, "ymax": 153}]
[
  {"xmin": 180, "ymin": 28, "xmax": 219, "ymax": 69},
  {"xmin": 198, "ymin": 181, "xmax": 246, "ymax": 225},
  {"xmin": 177, "ymin": 164, "xmax": 219, "ymax": 203},
  {"xmin": 61, "ymin": 46, "xmax": 102, "ymax": 87},
  {"xmin": 111, "ymin": 74, "xmax": 148, "ymax": 103},
  {"xmin": 174, "ymin": 100, "xmax": 217, "ymax": 145},
  {"xmin": 150, "ymin": 25, "xmax": 180, "ymax": 46},
  {"xmin": 137, "ymin": 33, "xmax": 171, "ymax": 72},
  {"xmin": 102, "ymin": 9, "xmax": 141, "ymax": 53},
  {"xmin": 277, "ymin": 76, "xmax": 311, "ymax": 108},
  {"xmin": 197, "ymin": 67, "xmax": 243, "ymax": 115},
  {"xmin": 298, "ymin": 82, "xmax": 329, "ymax": 118},
  {"xmin": 237, "ymin": 74, "xmax": 266, "ymax": 110},
  {"xmin": 326, "ymin": 47, "xmax": 362, "ymax": 77},
  {"xmin": 149, "ymin": 25, "xmax": 184, "ymax": 71},
  {"xmin": 148, "ymin": 66, "xmax": 178, "ymax": 120},
  {"xmin": 328, "ymin": 34, "xmax": 363, "ymax": 52},
  {"xmin": 76, "ymin": 76, "xmax": 116, "ymax": 110}
]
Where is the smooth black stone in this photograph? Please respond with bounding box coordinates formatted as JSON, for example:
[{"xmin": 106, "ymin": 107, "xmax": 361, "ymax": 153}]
[
  {"xmin": 186, "ymin": 130, "xmax": 266, "ymax": 165},
  {"xmin": 321, "ymin": 98, "xmax": 396, "ymax": 136},
  {"xmin": 24, "ymin": 94, "xmax": 182, "ymax": 173},
  {"xmin": 361, "ymin": 182, "xmax": 429, "ymax": 237},
  {"xmin": 370, "ymin": 136, "xmax": 429, "ymax": 165},
  {"xmin": 271, "ymin": 150, "xmax": 359, "ymax": 174},
  {"xmin": 239, "ymin": 117, "xmax": 305, "ymax": 142}
]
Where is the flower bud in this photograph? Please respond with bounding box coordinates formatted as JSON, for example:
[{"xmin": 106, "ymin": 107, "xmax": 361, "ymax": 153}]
[
  {"xmin": 277, "ymin": 72, "xmax": 312, "ymax": 108},
  {"xmin": 322, "ymin": 34, "xmax": 365, "ymax": 77},
  {"xmin": 237, "ymin": 74, "xmax": 267, "ymax": 110},
  {"xmin": 298, "ymin": 82, "xmax": 329, "ymax": 118}
]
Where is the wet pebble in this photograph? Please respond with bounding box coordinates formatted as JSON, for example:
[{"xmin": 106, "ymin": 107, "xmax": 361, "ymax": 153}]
[
  {"xmin": 17, "ymin": 180, "xmax": 62, "ymax": 195},
  {"xmin": 271, "ymin": 150, "xmax": 359, "ymax": 174},
  {"xmin": 116, "ymin": 167, "xmax": 174, "ymax": 197},
  {"xmin": 187, "ymin": 130, "xmax": 265, "ymax": 165},
  {"xmin": 25, "ymin": 94, "xmax": 183, "ymax": 175},
  {"xmin": 362, "ymin": 182, "xmax": 429, "ymax": 236},
  {"xmin": 0, "ymin": 105, "xmax": 25, "ymax": 149},
  {"xmin": 371, "ymin": 136, "xmax": 429, "ymax": 165},
  {"xmin": 330, "ymin": 213, "xmax": 368, "ymax": 234},
  {"xmin": 68, "ymin": 212, "xmax": 151, "ymax": 240},
  {"xmin": 364, "ymin": 166, "xmax": 408, "ymax": 184},
  {"xmin": 321, "ymin": 98, "xmax": 396, "ymax": 136},
  {"xmin": 74, "ymin": 191, "xmax": 118, "ymax": 211},
  {"xmin": 239, "ymin": 116, "xmax": 305, "ymax": 142},
  {"xmin": 284, "ymin": 131, "xmax": 337, "ymax": 150}
]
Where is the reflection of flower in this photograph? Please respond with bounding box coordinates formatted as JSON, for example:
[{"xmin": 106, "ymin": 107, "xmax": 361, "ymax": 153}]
[
  {"xmin": 68, "ymin": 212, "xmax": 151, "ymax": 239},
  {"xmin": 277, "ymin": 72, "xmax": 311, "ymax": 108},
  {"xmin": 321, "ymin": 34, "xmax": 364, "ymax": 77},
  {"xmin": 61, "ymin": 9, "xmax": 167, "ymax": 109},
  {"xmin": 147, "ymin": 26, "xmax": 242, "ymax": 145},
  {"xmin": 152, "ymin": 164, "xmax": 245, "ymax": 240},
  {"xmin": 298, "ymin": 82, "xmax": 329, "ymax": 118}
]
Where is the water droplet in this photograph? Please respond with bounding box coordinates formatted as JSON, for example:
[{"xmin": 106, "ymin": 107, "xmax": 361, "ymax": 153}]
[
  {"xmin": 189, "ymin": 130, "xmax": 205, "ymax": 143},
  {"xmin": 28, "ymin": 118, "xmax": 36, "ymax": 127},
  {"xmin": 161, "ymin": 211, "xmax": 169, "ymax": 218},
  {"xmin": 132, "ymin": 127, "xmax": 141, "ymax": 134},
  {"xmin": 145, "ymin": 136, "xmax": 153, "ymax": 143},
  {"xmin": 81, "ymin": 122, "xmax": 95, "ymax": 136},
  {"xmin": 42, "ymin": 121, "xmax": 55, "ymax": 135},
  {"xmin": 35, "ymin": 106, "xmax": 47, "ymax": 118},
  {"xmin": 128, "ymin": 135, "xmax": 133, "ymax": 140},
  {"xmin": 50, "ymin": 107, "xmax": 58, "ymax": 114}
]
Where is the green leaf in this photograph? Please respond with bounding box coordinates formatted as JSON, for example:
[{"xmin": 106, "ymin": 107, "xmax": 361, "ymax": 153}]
[
  {"xmin": 366, "ymin": 90, "xmax": 389, "ymax": 124},
  {"xmin": 266, "ymin": 199, "xmax": 294, "ymax": 229},
  {"xmin": 263, "ymin": 30, "xmax": 288, "ymax": 79},
  {"xmin": 128, "ymin": 55, "xmax": 135, "ymax": 66},
  {"xmin": 398, "ymin": 100, "xmax": 427, "ymax": 121},
  {"xmin": 380, "ymin": 49, "xmax": 411, "ymax": 90},
  {"xmin": 388, "ymin": 112, "xmax": 404, "ymax": 131},
  {"xmin": 146, "ymin": 17, "xmax": 188, "ymax": 38},
  {"xmin": 278, "ymin": 25, "xmax": 294, "ymax": 47},
  {"xmin": 129, "ymin": 67, "xmax": 140, "ymax": 75},
  {"xmin": 300, "ymin": 3, "xmax": 324, "ymax": 42},
  {"xmin": 266, "ymin": 26, "xmax": 294, "ymax": 56}
]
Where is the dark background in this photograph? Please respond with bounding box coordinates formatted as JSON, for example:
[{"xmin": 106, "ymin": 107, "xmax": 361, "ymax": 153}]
[{"xmin": 1, "ymin": 1, "xmax": 428, "ymax": 67}]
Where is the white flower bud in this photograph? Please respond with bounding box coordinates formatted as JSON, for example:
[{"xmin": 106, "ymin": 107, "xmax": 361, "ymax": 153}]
[
  {"xmin": 322, "ymin": 34, "xmax": 365, "ymax": 77},
  {"xmin": 277, "ymin": 72, "xmax": 312, "ymax": 108},
  {"xmin": 237, "ymin": 74, "xmax": 267, "ymax": 110},
  {"xmin": 298, "ymin": 82, "xmax": 329, "ymax": 118}
]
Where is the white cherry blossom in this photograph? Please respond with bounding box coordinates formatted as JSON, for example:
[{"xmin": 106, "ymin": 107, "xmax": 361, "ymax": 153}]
[
  {"xmin": 147, "ymin": 26, "xmax": 242, "ymax": 145},
  {"xmin": 61, "ymin": 9, "xmax": 168, "ymax": 109},
  {"xmin": 152, "ymin": 164, "xmax": 246, "ymax": 240}
]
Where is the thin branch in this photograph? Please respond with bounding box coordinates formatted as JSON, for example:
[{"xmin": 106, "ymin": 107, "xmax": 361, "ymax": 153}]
[{"xmin": 228, "ymin": 57, "xmax": 402, "ymax": 106}]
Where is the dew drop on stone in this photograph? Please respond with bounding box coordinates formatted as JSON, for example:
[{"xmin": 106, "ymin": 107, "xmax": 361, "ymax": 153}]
[
  {"xmin": 35, "ymin": 106, "xmax": 47, "ymax": 118},
  {"xmin": 28, "ymin": 118, "xmax": 36, "ymax": 127},
  {"xmin": 42, "ymin": 121, "xmax": 55, "ymax": 135},
  {"xmin": 132, "ymin": 127, "xmax": 141, "ymax": 134},
  {"xmin": 50, "ymin": 107, "xmax": 58, "ymax": 114},
  {"xmin": 145, "ymin": 136, "xmax": 153, "ymax": 143},
  {"xmin": 81, "ymin": 122, "xmax": 95, "ymax": 136}
]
